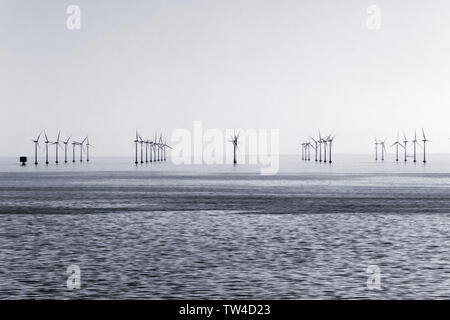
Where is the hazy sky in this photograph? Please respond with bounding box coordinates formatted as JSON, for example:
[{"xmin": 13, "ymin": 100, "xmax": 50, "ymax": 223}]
[{"xmin": 1, "ymin": 0, "xmax": 450, "ymax": 156}]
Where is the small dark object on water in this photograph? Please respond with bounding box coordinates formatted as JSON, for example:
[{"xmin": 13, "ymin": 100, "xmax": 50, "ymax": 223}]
[{"xmin": 20, "ymin": 156, "xmax": 27, "ymax": 166}]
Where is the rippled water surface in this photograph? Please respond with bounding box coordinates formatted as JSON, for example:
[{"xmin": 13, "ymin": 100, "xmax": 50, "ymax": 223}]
[{"xmin": 0, "ymin": 155, "xmax": 449, "ymax": 299}]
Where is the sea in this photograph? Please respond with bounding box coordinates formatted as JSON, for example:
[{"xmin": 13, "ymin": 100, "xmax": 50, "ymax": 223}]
[{"xmin": 0, "ymin": 154, "xmax": 449, "ymax": 299}]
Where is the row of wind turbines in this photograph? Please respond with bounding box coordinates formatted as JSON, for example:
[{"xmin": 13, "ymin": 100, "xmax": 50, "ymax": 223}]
[
  {"xmin": 133, "ymin": 131, "xmax": 171, "ymax": 164},
  {"xmin": 301, "ymin": 132, "xmax": 336, "ymax": 163},
  {"xmin": 375, "ymin": 129, "xmax": 430, "ymax": 163},
  {"xmin": 31, "ymin": 131, "xmax": 93, "ymax": 165}
]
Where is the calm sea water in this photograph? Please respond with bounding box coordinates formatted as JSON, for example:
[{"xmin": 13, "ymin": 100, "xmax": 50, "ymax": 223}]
[{"xmin": 0, "ymin": 155, "xmax": 449, "ymax": 299}]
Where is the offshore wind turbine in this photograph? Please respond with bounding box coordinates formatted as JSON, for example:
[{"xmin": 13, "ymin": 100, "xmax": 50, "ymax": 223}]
[
  {"xmin": 163, "ymin": 136, "xmax": 171, "ymax": 161},
  {"xmin": 86, "ymin": 137, "xmax": 94, "ymax": 162},
  {"xmin": 380, "ymin": 138, "xmax": 387, "ymax": 161},
  {"xmin": 79, "ymin": 137, "xmax": 87, "ymax": 162},
  {"xmin": 318, "ymin": 131, "xmax": 323, "ymax": 162},
  {"xmin": 301, "ymin": 142, "xmax": 305, "ymax": 160},
  {"xmin": 71, "ymin": 141, "xmax": 78, "ymax": 163},
  {"xmin": 229, "ymin": 130, "xmax": 240, "ymax": 165},
  {"xmin": 148, "ymin": 140, "xmax": 153, "ymax": 162},
  {"xmin": 327, "ymin": 135, "xmax": 335, "ymax": 164},
  {"xmin": 158, "ymin": 134, "xmax": 163, "ymax": 162},
  {"xmin": 402, "ymin": 133, "xmax": 408, "ymax": 162},
  {"xmin": 133, "ymin": 131, "xmax": 139, "ymax": 165},
  {"xmin": 391, "ymin": 133, "xmax": 402, "ymax": 162},
  {"xmin": 62, "ymin": 135, "xmax": 71, "ymax": 163},
  {"xmin": 305, "ymin": 142, "xmax": 311, "ymax": 161},
  {"xmin": 139, "ymin": 134, "xmax": 144, "ymax": 164},
  {"xmin": 412, "ymin": 130, "xmax": 419, "ymax": 163},
  {"xmin": 422, "ymin": 129, "xmax": 430, "ymax": 163},
  {"xmin": 32, "ymin": 132, "xmax": 42, "ymax": 165},
  {"xmin": 163, "ymin": 135, "xmax": 167, "ymax": 161},
  {"xmin": 374, "ymin": 138, "xmax": 379, "ymax": 161},
  {"xmin": 322, "ymin": 135, "xmax": 330, "ymax": 163},
  {"xmin": 51, "ymin": 131, "xmax": 62, "ymax": 164},
  {"xmin": 309, "ymin": 137, "xmax": 318, "ymax": 162},
  {"xmin": 44, "ymin": 131, "xmax": 50, "ymax": 165}
]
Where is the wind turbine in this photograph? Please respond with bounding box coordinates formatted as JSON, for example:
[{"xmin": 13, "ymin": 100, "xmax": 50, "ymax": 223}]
[
  {"xmin": 391, "ymin": 133, "xmax": 402, "ymax": 162},
  {"xmin": 158, "ymin": 133, "xmax": 164, "ymax": 161},
  {"xmin": 374, "ymin": 137, "xmax": 379, "ymax": 161},
  {"xmin": 301, "ymin": 142, "xmax": 305, "ymax": 160},
  {"xmin": 163, "ymin": 136, "xmax": 171, "ymax": 161},
  {"xmin": 402, "ymin": 133, "xmax": 408, "ymax": 162},
  {"xmin": 304, "ymin": 142, "xmax": 311, "ymax": 161},
  {"xmin": 44, "ymin": 131, "xmax": 50, "ymax": 165},
  {"xmin": 318, "ymin": 131, "xmax": 323, "ymax": 162},
  {"xmin": 154, "ymin": 132, "xmax": 158, "ymax": 162},
  {"xmin": 31, "ymin": 132, "xmax": 42, "ymax": 165},
  {"xmin": 133, "ymin": 131, "xmax": 139, "ymax": 165},
  {"xmin": 229, "ymin": 130, "xmax": 240, "ymax": 164},
  {"xmin": 323, "ymin": 135, "xmax": 330, "ymax": 163},
  {"xmin": 144, "ymin": 140, "xmax": 149, "ymax": 163},
  {"xmin": 79, "ymin": 137, "xmax": 87, "ymax": 162},
  {"xmin": 51, "ymin": 131, "xmax": 62, "ymax": 164},
  {"xmin": 62, "ymin": 135, "xmax": 71, "ymax": 163},
  {"xmin": 380, "ymin": 138, "xmax": 387, "ymax": 161},
  {"xmin": 412, "ymin": 130, "xmax": 419, "ymax": 163},
  {"xmin": 148, "ymin": 140, "xmax": 153, "ymax": 162},
  {"xmin": 139, "ymin": 134, "xmax": 144, "ymax": 164},
  {"xmin": 422, "ymin": 129, "xmax": 430, "ymax": 163},
  {"xmin": 71, "ymin": 141, "xmax": 78, "ymax": 163},
  {"xmin": 163, "ymin": 135, "xmax": 167, "ymax": 161},
  {"xmin": 86, "ymin": 137, "xmax": 94, "ymax": 162},
  {"xmin": 309, "ymin": 137, "xmax": 318, "ymax": 162},
  {"xmin": 327, "ymin": 135, "xmax": 335, "ymax": 164}
]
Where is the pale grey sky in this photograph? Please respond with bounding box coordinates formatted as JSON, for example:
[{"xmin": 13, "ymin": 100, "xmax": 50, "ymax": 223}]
[{"xmin": 1, "ymin": 0, "xmax": 450, "ymax": 156}]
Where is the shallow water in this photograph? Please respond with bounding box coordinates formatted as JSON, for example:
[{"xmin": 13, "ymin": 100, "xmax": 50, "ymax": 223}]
[{"xmin": 0, "ymin": 155, "xmax": 449, "ymax": 299}]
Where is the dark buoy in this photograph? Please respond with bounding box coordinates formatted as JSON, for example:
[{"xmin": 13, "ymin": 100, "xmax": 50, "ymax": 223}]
[{"xmin": 20, "ymin": 156, "xmax": 27, "ymax": 166}]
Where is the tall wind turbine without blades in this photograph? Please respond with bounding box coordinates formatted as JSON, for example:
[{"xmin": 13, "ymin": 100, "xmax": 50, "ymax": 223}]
[
  {"xmin": 402, "ymin": 133, "xmax": 408, "ymax": 162},
  {"xmin": 374, "ymin": 137, "xmax": 379, "ymax": 161},
  {"xmin": 229, "ymin": 130, "xmax": 240, "ymax": 165},
  {"xmin": 301, "ymin": 142, "xmax": 305, "ymax": 160},
  {"xmin": 422, "ymin": 129, "xmax": 430, "ymax": 163},
  {"xmin": 86, "ymin": 137, "xmax": 94, "ymax": 162},
  {"xmin": 44, "ymin": 131, "xmax": 50, "ymax": 165},
  {"xmin": 32, "ymin": 132, "xmax": 42, "ymax": 165},
  {"xmin": 62, "ymin": 135, "xmax": 71, "ymax": 163},
  {"xmin": 412, "ymin": 130, "xmax": 419, "ymax": 163}
]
